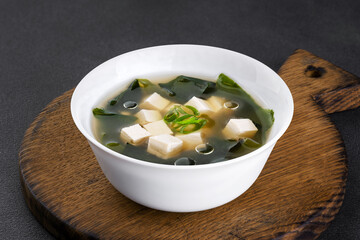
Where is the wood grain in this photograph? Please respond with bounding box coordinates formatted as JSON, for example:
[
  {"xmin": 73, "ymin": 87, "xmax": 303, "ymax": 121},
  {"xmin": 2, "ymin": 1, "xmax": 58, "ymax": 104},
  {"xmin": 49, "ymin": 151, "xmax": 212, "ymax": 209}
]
[
  {"xmin": 19, "ymin": 49, "xmax": 355, "ymax": 240},
  {"xmin": 313, "ymin": 84, "xmax": 360, "ymax": 114}
]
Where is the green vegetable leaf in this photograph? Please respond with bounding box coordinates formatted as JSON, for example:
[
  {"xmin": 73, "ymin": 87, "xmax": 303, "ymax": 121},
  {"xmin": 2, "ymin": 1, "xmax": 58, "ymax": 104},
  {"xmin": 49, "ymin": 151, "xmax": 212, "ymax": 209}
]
[
  {"xmin": 109, "ymin": 78, "xmax": 154, "ymax": 105},
  {"xmin": 129, "ymin": 79, "xmax": 140, "ymax": 90},
  {"xmin": 93, "ymin": 108, "xmax": 138, "ymax": 124},
  {"xmin": 217, "ymin": 73, "xmax": 275, "ymax": 134},
  {"xmin": 105, "ymin": 142, "xmax": 125, "ymax": 152},
  {"xmin": 129, "ymin": 78, "xmax": 153, "ymax": 90},
  {"xmin": 109, "ymin": 92, "xmax": 125, "ymax": 105},
  {"xmin": 106, "ymin": 142, "xmax": 120, "ymax": 147},
  {"xmin": 268, "ymin": 109, "xmax": 275, "ymax": 123},
  {"xmin": 229, "ymin": 138, "xmax": 261, "ymax": 152},
  {"xmin": 242, "ymin": 138, "xmax": 262, "ymax": 149},
  {"xmin": 92, "ymin": 108, "xmax": 117, "ymax": 116},
  {"xmin": 216, "ymin": 73, "xmax": 249, "ymax": 97},
  {"xmin": 137, "ymin": 79, "xmax": 152, "ymax": 88},
  {"xmin": 226, "ymin": 138, "xmax": 262, "ymax": 158},
  {"xmin": 159, "ymin": 75, "xmax": 216, "ymax": 103},
  {"xmin": 217, "ymin": 73, "xmax": 240, "ymax": 88},
  {"xmin": 255, "ymin": 108, "xmax": 275, "ymax": 133}
]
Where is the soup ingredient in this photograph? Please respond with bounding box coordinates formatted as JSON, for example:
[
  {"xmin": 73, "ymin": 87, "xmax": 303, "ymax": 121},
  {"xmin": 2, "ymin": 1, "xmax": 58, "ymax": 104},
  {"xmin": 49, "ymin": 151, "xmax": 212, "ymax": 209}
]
[
  {"xmin": 140, "ymin": 92, "xmax": 170, "ymax": 111},
  {"xmin": 217, "ymin": 73, "xmax": 274, "ymax": 133},
  {"xmin": 120, "ymin": 124, "xmax": 151, "ymax": 145},
  {"xmin": 207, "ymin": 96, "xmax": 226, "ymax": 112},
  {"xmin": 159, "ymin": 75, "xmax": 216, "ymax": 102},
  {"xmin": 174, "ymin": 157, "xmax": 196, "ymax": 165},
  {"xmin": 163, "ymin": 105, "xmax": 207, "ymax": 134},
  {"xmin": 109, "ymin": 79, "xmax": 154, "ymax": 106},
  {"xmin": 226, "ymin": 138, "xmax": 262, "ymax": 159},
  {"xmin": 143, "ymin": 120, "xmax": 173, "ymax": 136},
  {"xmin": 224, "ymin": 101, "xmax": 239, "ymax": 109},
  {"xmin": 92, "ymin": 108, "xmax": 117, "ymax": 116},
  {"xmin": 195, "ymin": 143, "xmax": 214, "ymax": 155},
  {"xmin": 135, "ymin": 109, "xmax": 162, "ymax": 125},
  {"xmin": 185, "ymin": 96, "xmax": 214, "ymax": 114},
  {"xmin": 176, "ymin": 131, "xmax": 204, "ymax": 149},
  {"xmin": 147, "ymin": 134, "xmax": 183, "ymax": 158},
  {"xmin": 123, "ymin": 101, "xmax": 138, "ymax": 109},
  {"xmin": 222, "ymin": 119, "xmax": 258, "ymax": 140}
]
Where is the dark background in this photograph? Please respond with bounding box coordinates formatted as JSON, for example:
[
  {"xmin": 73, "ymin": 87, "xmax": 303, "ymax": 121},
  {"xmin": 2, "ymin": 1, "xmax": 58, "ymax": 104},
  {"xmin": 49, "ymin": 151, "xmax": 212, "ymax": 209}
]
[{"xmin": 1, "ymin": 0, "xmax": 359, "ymax": 239}]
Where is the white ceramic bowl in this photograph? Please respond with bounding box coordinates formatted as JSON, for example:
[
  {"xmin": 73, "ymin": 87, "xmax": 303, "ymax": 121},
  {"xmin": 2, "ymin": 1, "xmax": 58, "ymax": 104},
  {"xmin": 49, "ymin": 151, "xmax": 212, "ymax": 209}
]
[{"xmin": 71, "ymin": 45, "xmax": 294, "ymax": 212}]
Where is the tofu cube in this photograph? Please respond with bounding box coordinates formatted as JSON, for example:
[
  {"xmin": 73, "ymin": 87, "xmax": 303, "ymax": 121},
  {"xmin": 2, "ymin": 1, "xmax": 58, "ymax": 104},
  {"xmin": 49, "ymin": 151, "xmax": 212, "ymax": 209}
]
[
  {"xmin": 176, "ymin": 131, "xmax": 203, "ymax": 150},
  {"xmin": 120, "ymin": 124, "xmax": 151, "ymax": 145},
  {"xmin": 135, "ymin": 109, "xmax": 162, "ymax": 125},
  {"xmin": 185, "ymin": 96, "xmax": 214, "ymax": 114},
  {"xmin": 140, "ymin": 92, "xmax": 170, "ymax": 111},
  {"xmin": 147, "ymin": 134, "xmax": 183, "ymax": 158},
  {"xmin": 207, "ymin": 96, "xmax": 225, "ymax": 112},
  {"xmin": 143, "ymin": 120, "xmax": 173, "ymax": 136},
  {"xmin": 222, "ymin": 119, "xmax": 258, "ymax": 140}
]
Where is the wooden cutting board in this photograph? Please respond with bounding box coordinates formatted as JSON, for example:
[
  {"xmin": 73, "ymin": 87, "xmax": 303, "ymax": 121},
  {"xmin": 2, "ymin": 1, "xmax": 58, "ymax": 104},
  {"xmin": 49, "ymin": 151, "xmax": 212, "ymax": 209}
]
[{"xmin": 19, "ymin": 49, "xmax": 360, "ymax": 240}]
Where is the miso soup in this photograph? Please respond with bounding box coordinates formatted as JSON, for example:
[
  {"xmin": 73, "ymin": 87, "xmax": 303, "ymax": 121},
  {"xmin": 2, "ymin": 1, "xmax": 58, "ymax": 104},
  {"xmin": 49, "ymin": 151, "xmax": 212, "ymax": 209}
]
[{"xmin": 92, "ymin": 74, "xmax": 274, "ymax": 165}]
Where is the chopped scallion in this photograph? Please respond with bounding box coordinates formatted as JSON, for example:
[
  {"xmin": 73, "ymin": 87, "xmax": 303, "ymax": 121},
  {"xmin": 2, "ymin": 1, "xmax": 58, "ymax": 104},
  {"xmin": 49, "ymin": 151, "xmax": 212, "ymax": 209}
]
[{"xmin": 163, "ymin": 105, "xmax": 208, "ymax": 134}]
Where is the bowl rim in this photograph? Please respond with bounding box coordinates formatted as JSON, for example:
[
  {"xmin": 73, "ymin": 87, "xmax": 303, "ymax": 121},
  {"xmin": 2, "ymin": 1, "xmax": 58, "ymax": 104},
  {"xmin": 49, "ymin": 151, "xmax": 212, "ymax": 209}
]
[{"xmin": 71, "ymin": 44, "xmax": 294, "ymax": 169}]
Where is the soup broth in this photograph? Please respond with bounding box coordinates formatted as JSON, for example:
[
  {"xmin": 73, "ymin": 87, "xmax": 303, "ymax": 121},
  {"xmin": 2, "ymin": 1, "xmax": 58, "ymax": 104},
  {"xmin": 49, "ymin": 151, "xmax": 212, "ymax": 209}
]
[{"xmin": 92, "ymin": 74, "xmax": 274, "ymax": 165}]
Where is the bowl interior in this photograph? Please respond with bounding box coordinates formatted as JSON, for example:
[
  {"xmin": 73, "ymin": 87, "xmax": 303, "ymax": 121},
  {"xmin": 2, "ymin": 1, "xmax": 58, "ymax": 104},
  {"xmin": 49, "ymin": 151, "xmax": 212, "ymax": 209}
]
[{"xmin": 71, "ymin": 45, "xmax": 293, "ymax": 164}]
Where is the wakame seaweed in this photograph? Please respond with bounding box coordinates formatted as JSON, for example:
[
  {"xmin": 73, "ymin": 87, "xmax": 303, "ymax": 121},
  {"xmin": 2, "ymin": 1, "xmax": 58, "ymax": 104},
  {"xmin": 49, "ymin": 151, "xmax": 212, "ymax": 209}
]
[
  {"xmin": 109, "ymin": 79, "xmax": 156, "ymax": 105},
  {"xmin": 159, "ymin": 75, "xmax": 216, "ymax": 103},
  {"xmin": 216, "ymin": 73, "xmax": 274, "ymax": 141},
  {"xmin": 92, "ymin": 108, "xmax": 117, "ymax": 116}
]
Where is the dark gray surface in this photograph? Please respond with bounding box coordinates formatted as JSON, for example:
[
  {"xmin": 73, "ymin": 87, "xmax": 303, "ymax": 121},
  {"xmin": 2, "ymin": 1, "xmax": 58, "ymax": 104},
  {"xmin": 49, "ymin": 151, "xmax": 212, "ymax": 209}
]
[{"xmin": 1, "ymin": 0, "xmax": 359, "ymax": 239}]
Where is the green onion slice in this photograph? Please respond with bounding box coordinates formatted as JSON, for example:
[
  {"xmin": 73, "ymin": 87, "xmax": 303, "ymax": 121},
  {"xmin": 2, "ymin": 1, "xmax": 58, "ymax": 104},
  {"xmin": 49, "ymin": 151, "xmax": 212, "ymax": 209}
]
[{"xmin": 163, "ymin": 105, "xmax": 209, "ymax": 134}]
